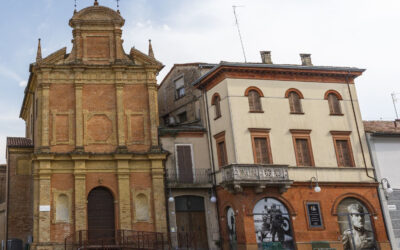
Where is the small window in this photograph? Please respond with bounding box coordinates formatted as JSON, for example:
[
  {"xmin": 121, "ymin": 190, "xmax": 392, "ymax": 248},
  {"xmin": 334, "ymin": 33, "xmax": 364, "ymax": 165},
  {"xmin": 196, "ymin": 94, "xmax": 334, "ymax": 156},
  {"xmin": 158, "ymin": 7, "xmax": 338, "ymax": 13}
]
[
  {"xmin": 212, "ymin": 93, "xmax": 221, "ymax": 119},
  {"xmin": 331, "ymin": 131, "xmax": 354, "ymax": 167},
  {"xmin": 291, "ymin": 130, "xmax": 314, "ymax": 166},
  {"xmin": 176, "ymin": 145, "xmax": 194, "ymax": 183},
  {"xmin": 285, "ymin": 89, "xmax": 304, "ymax": 114},
  {"xmin": 214, "ymin": 131, "xmax": 228, "ymax": 167},
  {"xmin": 174, "ymin": 76, "xmax": 185, "ymax": 99},
  {"xmin": 325, "ymin": 90, "xmax": 343, "ymax": 115},
  {"xmin": 178, "ymin": 112, "xmax": 187, "ymax": 123},
  {"xmin": 248, "ymin": 90, "xmax": 263, "ymax": 112},
  {"xmin": 250, "ymin": 128, "xmax": 272, "ymax": 164}
]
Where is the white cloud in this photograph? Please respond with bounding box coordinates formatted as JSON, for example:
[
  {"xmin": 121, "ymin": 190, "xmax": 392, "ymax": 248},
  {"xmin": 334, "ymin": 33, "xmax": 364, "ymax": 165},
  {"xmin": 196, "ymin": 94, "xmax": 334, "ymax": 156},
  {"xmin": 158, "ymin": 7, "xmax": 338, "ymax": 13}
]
[
  {"xmin": 0, "ymin": 64, "xmax": 24, "ymax": 83},
  {"xmin": 19, "ymin": 81, "xmax": 27, "ymax": 87}
]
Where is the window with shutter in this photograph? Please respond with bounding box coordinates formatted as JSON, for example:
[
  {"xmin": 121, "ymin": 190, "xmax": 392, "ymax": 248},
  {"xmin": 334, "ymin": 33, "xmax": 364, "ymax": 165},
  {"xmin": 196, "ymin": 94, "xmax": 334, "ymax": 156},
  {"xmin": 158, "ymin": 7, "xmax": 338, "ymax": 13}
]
[
  {"xmin": 248, "ymin": 90, "xmax": 262, "ymax": 112},
  {"xmin": 291, "ymin": 130, "xmax": 314, "ymax": 166},
  {"xmin": 212, "ymin": 93, "xmax": 221, "ymax": 119},
  {"xmin": 214, "ymin": 131, "xmax": 228, "ymax": 167},
  {"xmin": 176, "ymin": 145, "xmax": 194, "ymax": 183},
  {"xmin": 174, "ymin": 76, "xmax": 185, "ymax": 99},
  {"xmin": 331, "ymin": 132, "xmax": 354, "ymax": 167},
  {"xmin": 326, "ymin": 91, "xmax": 343, "ymax": 115},
  {"xmin": 249, "ymin": 128, "xmax": 273, "ymax": 164},
  {"xmin": 288, "ymin": 92, "xmax": 303, "ymax": 113}
]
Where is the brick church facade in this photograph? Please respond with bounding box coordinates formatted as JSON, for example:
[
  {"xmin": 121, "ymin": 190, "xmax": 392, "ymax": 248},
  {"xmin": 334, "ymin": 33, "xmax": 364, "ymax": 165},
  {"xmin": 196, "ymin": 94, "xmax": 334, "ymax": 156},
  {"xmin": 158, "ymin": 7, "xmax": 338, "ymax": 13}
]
[{"xmin": 6, "ymin": 2, "xmax": 168, "ymax": 249}]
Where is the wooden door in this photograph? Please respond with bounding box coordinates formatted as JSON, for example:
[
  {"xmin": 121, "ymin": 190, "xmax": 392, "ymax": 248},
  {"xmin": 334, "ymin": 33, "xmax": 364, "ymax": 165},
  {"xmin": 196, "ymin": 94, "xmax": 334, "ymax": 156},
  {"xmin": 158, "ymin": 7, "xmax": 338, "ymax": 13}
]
[
  {"xmin": 175, "ymin": 196, "xmax": 209, "ymax": 249},
  {"xmin": 87, "ymin": 187, "xmax": 115, "ymax": 242}
]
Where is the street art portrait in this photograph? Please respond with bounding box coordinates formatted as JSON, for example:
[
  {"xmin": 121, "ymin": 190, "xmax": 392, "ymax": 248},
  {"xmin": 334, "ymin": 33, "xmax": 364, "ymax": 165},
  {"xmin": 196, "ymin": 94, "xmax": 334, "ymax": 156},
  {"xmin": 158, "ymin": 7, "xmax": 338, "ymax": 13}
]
[
  {"xmin": 226, "ymin": 206, "xmax": 237, "ymax": 249},
  {"xmin": 337, "ymin": 198, "xmax": 376, "ymax": 250},
  {"xmin": 253, "ymin": 198, "xmax": 294, "ymax": 250}
]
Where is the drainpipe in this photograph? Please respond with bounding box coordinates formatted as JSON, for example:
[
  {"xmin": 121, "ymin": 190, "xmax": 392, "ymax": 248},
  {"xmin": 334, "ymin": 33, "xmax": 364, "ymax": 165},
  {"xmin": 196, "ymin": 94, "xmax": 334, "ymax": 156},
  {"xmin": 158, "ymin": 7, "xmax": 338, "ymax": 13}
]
[{"xmin": 203, "ymin": 89, "xmax": 222, "ymax": 249}]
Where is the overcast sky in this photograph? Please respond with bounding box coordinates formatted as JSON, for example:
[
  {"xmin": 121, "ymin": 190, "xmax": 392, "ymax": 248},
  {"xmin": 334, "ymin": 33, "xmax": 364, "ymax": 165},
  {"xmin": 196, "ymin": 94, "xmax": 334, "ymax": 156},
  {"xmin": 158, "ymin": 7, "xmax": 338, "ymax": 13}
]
[{"xmin": 0, "ymin": 0, "xmax": 399, "ymax": 163}]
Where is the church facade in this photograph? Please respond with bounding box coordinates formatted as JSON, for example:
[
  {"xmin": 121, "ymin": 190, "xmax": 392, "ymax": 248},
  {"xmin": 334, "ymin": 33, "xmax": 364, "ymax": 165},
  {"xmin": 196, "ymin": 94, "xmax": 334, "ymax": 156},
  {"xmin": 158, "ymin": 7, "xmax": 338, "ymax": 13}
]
[{"xmin": 7, "ymin": 2, "xmax": 168, "ymax": 249}]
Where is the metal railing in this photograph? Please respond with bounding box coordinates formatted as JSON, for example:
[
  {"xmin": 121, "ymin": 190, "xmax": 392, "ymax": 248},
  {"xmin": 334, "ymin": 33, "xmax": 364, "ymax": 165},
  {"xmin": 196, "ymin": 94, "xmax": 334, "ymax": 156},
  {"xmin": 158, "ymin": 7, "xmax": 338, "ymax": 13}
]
[
  {"xmin": 166, "ymin": 168, "xmax": 212, "ymax": 185},
  {"xmin": 64, "ymin": 230, "xmax": 169, "ymax": 250}
]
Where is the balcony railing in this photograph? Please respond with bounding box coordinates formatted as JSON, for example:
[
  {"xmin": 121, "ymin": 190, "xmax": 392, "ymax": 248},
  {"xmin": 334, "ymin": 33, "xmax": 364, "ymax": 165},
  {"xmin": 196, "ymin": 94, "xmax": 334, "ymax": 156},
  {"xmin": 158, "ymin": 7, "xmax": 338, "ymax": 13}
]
[
  {"xmin": 220, "ymin": 164, "xmax": 292, "ymax": 192},
  {"xmin": 166, "ymin": 168, "xmax": 212, "ymax": 186}
]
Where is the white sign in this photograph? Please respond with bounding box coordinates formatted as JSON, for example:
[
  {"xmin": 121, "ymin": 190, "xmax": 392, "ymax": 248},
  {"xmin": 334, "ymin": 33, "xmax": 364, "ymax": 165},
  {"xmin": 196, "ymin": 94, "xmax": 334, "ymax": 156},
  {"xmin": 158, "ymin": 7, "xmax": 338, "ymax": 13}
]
[
  {"xmin": 39, "ymin": 205, "xmax": 51, "ymax": 212},
  {"xmin": 388, "ymin": 205, "xmax": 397, "ymax": 211}
]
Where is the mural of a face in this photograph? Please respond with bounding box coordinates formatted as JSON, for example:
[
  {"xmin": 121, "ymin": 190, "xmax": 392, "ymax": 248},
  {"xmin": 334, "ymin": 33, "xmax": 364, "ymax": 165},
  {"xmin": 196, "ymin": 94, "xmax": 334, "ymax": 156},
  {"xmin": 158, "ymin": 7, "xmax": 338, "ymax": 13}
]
[{"xmin": 226, "ymin": 207, "xmax": 237, "ymax": 243}]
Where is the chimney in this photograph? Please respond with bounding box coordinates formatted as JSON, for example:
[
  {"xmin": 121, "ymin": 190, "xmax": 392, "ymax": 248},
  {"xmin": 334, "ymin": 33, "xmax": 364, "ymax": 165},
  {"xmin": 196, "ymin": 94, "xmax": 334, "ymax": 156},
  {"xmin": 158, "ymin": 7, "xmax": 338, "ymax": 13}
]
[
  {"xmin": 395, "ymin": 119, "xmax": 400, "ymax": 128},
  {"xmin": 300, "ymin": 53, "xmax": 312, "ymax": 66},
  {"xmin": 260, "ymin": 51, "xmax": 272, "ymax": 64}
]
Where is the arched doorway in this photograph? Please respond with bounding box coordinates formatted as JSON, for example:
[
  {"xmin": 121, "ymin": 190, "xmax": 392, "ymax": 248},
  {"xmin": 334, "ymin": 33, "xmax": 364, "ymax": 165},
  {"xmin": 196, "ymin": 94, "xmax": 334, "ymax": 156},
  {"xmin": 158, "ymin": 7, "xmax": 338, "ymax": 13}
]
[
  {"xmin": 253, "ymin": 197, "xmax": 294, "ymax": 250},
  {"xmin": 337, "ymin": 198, "xmax": 376, "ymax": 250},
  {"xmin": 87, "ymin": 186, "xmax": 115, "ymax": 242},
  {"xmin": 175, "ymin": 195, "xmax": 209, "ymax": 250}
]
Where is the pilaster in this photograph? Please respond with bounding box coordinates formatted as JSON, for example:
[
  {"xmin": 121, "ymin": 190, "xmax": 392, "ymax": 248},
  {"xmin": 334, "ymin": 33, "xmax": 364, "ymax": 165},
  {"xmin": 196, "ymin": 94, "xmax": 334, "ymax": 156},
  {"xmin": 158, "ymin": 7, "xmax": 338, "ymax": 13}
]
[
  {"xmin": 74, "ymin": 69, "xmax": 84, "ymax": 150},
  {"xmin": 116, "ymin": 157, "xmax": 132, "ymax": 229},
  {"xmin": 150, "ymin": 156, "xmax": 167, "ymax": 233},
  {"xmin": 146, "ymin": 75, "xmax": 159, "ymax": 147},
  {"xmin": 73, "ymin": 157, "xmax": 87, "ymax": 231},
  {"xmin": 40, "ymin": 71, "xmax": 51, "ymax": 150},
  {"xmin": 37, "ymin": 160, "xmax": 51, "ymax": 242},
  {"xmin": 115, "ymin": 69, "xmax": 126, "ymax": 148}
]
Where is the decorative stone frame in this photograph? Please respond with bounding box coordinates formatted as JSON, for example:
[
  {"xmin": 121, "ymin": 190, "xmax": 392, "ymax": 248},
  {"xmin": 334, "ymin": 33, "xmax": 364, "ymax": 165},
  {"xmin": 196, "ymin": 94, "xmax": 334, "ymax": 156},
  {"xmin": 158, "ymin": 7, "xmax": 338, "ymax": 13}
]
[
  {"xmin": 132, "ymin": 188, "xmax": 153, "ymax": 223},
  {"xmin": 51, "ymin": 110, "xmax": 74, "ymax": 145},
  {"xmin": 249, "ymin": 128, "xmax": 273, "ymax": 164},
  {"xmin": 83, "ymin": 34, "xmax": 114, "ymax": 63},
  {"xmin": 330, "ymin": 131, "xmax": 355, "ymax": 167},
  {"xmin": 126, "ymin": 110, "xmax": 149, "ymax": 145},
  {"xmin": 52, "ymin": 188, "xmax": 73, "ymax": 224},
  {"xmin": 303, "ymin": 200, "xmax": 325, "ymax": 231},
  {"xmin": 290, "ymin": 129, "xmax": 315, "ymax": 167},
  {"xmin": 83, "ymin": 110, "xmax": 117, "ymax": 145}
]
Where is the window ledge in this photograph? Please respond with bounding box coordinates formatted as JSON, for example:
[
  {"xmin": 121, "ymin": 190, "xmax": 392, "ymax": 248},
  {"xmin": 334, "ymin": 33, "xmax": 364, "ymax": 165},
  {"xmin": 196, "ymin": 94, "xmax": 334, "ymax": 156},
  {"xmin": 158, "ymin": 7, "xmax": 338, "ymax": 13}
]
[
  {"xmin": 249, "ymin": 110, "xmax": 264, "ymax": 113},
  {"xmin": 290, "ymin": 112, "xmax": 305, "ymax": 115},
  {"xmin": 330, "ymin": 113, "xmax": 344, "ymax": 116}
]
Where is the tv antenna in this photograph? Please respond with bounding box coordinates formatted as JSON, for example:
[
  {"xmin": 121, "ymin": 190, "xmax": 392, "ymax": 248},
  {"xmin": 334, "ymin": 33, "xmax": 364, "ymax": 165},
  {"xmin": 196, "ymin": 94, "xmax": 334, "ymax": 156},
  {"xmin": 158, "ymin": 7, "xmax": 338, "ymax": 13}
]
[
  {"xmin": 232, "ymin": 5, "xmax": 247, "ymax": 63},
  {"xmin": 74, "ymin": 0, "xmax": 77, "ymax": 11},
  {"xmin": 116, "ymin": 0, "xmax": 120, "ymax": 11},
  {"xmin": 391, "ymin": 92, "xmax": 400, "ymax": 119}
]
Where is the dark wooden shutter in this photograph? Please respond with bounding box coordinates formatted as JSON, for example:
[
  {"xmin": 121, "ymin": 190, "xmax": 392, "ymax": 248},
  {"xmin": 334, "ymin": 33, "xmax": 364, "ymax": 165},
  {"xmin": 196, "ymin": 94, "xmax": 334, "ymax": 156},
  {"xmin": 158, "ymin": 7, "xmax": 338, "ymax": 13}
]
[
  {"xmin": 328, "ymin": 94, "xmax": 341, "ymax": 114},
  {"xmin": 254, "ymin": 138, "xmax": 270, "ymax": 164},
  {"xmin": 217, "ymin": 141, "xmax": 227, "ymax": 167},
  {"xmin": 248, "ymin": 91, "xmax": 261, "ymax": 111},
  {"xmin": 296, "ymin": 138, "xmax": 311, "ymax": 166},
  {"xmin": 215, "ymin": 96, "xmax": 221, "ymax": 117},
  {"xmin": 336, "ymin": 140, "xmax": 352, "ymax": 166},
  {"xmin": 289, "ymin": 92, "xmax": 302, "ymax": 113},
  {"xmin": 88, "ymin": 187, "xmax": 115, "ymax": 241},
  {"xmin": 177, "ymin": 145, "xmax": 194, "ymax": 183}
]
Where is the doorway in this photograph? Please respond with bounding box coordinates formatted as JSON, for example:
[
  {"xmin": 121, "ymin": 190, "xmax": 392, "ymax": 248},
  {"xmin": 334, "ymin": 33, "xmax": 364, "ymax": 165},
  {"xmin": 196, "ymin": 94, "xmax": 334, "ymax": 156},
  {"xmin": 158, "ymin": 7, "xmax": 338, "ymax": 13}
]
[
  {"xmin": 175, "ymin": 196, "xmax": 209, "ymax": 250},
  {"xmin": 87, "ymin": 186, "xmax": 115, "ymax": 243}
]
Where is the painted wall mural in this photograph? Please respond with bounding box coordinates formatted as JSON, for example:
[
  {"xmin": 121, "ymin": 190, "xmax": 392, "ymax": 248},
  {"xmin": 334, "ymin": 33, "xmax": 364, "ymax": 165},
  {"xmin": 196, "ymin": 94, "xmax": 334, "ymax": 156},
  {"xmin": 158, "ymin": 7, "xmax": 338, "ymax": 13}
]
[
  {"xmin": 337, "ymin": 198, "xmax": 377, "ymax": 250},
  {"xmin": 226, "ymin": 207, "xmax": 237, "ymax": 249},
  {"xmin": 253, "ymin": 198, "xmax": 294, "ymax": 250}
]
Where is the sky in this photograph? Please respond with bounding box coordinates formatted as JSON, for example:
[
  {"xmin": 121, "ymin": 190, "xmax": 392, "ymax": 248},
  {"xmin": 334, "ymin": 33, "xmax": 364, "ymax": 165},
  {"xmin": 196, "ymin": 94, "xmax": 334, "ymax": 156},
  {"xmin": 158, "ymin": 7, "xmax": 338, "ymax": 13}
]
[{"xmin": 0, "ymin": 0, "xmax": 400, "ymax": 163}]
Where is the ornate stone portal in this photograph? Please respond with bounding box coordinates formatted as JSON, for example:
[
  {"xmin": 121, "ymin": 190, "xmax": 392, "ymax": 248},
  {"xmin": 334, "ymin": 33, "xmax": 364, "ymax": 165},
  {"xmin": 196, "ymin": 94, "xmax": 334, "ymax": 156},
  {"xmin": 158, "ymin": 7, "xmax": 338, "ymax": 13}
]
[{"xmin": 12, "ymin": 2, "xmax": 167, "ymax": 249}]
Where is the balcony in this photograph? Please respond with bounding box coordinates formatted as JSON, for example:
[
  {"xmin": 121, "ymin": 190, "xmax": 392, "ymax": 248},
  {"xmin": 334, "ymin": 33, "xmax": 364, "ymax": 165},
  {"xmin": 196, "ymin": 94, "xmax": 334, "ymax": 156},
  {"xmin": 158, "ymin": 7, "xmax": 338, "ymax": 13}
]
[
  {"xmin": 220, "ymin": 164, "xmax": 293, "ymax": 193},
  {"xmin": 166, "ymin": 168, "xmax": 212, "ymax": 188}
]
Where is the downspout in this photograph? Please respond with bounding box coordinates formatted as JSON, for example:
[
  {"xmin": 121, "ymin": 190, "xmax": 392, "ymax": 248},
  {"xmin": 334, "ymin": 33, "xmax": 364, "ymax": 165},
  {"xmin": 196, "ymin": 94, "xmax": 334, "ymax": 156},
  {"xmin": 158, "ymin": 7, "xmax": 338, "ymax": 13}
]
[
  {"xmin": 345, "ymin": 72, "xmax": 376, "ymax": 181},
  {"xmin": 203, "ymin": 89, "xmax": 222, "ymax": 249}
]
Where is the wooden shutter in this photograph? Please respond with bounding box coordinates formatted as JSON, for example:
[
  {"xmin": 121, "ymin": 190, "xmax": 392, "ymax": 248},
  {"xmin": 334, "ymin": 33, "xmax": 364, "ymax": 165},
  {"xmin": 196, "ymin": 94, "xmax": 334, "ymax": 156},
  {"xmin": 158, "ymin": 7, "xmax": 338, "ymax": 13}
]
[
  {"xmin": 328, "ymin": 94, "xmax": 341, "ymax": 114},
  {"xmin": 336, "ymin": 140, "xmax": 353, "ymax": 166},
  {"xmin": 248, "ymin": 90, "xmax": 261, "ymax": 111},
  {"xmin": 215, "ymin": 96, "xmax": 221, "ymax": 117},
  {"xmin": 177, "ymin": 145, "xmax": 194, "ymax": 183},
  {"xmin": 88, "ymin": 187, "xmax": 115, "ymax": 241},
  {"xmin": 217, "ymin": 141, "xmax": 227, "ymax": 167},
  {"xmin": 296, "ymin": 138, "xmax": 311, "ymax": 166},
  {"xmin": 289, "ymin": 92, "xmax": 302, "ymax": 113},
  {"xmin": 254, "ymin": 138, "xmax": 270, "ymax": 164}
]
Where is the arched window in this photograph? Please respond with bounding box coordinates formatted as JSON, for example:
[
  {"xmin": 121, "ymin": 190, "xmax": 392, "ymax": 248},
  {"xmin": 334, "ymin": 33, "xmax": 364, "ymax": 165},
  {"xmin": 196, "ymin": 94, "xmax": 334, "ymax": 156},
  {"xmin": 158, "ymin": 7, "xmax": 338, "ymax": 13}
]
[
  {"xmin": 337, "ymin": 198, "xmax": 376, "ymax": 249},
  {"xmin": 211, "ymin": 93, "xmax": 221, "ymax": 119},
  {"xmin": 135, "ymin": 194, "xmax": 149, "ymax": 221},
  {"xmin": 325, "ymin": 90, "xmax": 343, "ymax": 115},
  {"xmin": 245, "ymin": 87, "xmax": 264, "ymax": 112},
  {"xmin": 285, "ymin": 89, "xmax": 304, "ymax": 114},
  {"xmin": 56, "ymin": 194, "xmax": 69, "ymax": 222},
  {"xmin": 253, "ymin": 198, "xmax": 294, "ymax": 249}
]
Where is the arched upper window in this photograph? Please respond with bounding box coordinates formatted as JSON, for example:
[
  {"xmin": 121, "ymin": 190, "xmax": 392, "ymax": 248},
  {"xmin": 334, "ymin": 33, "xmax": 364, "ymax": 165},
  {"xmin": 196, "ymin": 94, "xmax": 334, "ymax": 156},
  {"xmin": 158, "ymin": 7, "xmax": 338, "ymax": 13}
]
[
  {"xmin": 285, "ymin": 89, "xmax": 304, "ymax": 114},
  {"xmin": 325, "ymin": 90, "xmax": 343, "ymax": 115},
  {"xmin": 245, "ymin": 87, "xmax": 264, "ymax": 112},
  {"xmin": 337, "ymin": 198, "xmax": 376, "ymax": 249},
  {"xmin": 211, "ymin": 93, "xmax": 221, "ymax": 119}
]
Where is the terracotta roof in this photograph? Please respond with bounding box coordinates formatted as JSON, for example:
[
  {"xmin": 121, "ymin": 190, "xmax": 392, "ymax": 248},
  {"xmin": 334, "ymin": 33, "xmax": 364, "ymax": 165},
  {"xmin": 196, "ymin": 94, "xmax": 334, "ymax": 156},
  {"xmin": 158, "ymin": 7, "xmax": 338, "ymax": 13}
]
[
  {"xmin": 363, "ymin": 120, "xmax": 400, "ymax": 134},
  {"xmin": 7, "ymin": 137, "xmax": 33, "ymax": 148}
]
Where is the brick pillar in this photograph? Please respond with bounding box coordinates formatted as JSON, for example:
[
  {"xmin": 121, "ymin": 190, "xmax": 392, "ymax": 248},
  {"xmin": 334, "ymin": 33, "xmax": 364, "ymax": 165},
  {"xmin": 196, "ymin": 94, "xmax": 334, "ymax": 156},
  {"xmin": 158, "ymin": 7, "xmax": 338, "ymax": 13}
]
[
  {"xmin": 32, "ymin": 161, "xmax": 40, "ymax": 244},
  {"xmin": 115, "ymin": 77, "xmax": 126, "ymax": 148},
  {"xmin": 117, "ymin": 159, "xmax": 131, "ymax": 229},
  {"xmin": 37, "ymin": 160, "xmax": 51, "ymax": 243},
  {"xmin": 150, "ymin": 157, "xmax": 167, "ymax": 233},
  {"xmin": 40, "ymin": 81, "xmax": 50, "ymax": 149},
  {"xmin": 74, "ymin": 70, "xmax": 84, "ymax": 150},
  {"xmin": 74, "ymin": 159, "xmax": 87, "ymax": 232},
  {"xmin": 146, "ymin": 77, "xmax": 159, "ymax": 147}
]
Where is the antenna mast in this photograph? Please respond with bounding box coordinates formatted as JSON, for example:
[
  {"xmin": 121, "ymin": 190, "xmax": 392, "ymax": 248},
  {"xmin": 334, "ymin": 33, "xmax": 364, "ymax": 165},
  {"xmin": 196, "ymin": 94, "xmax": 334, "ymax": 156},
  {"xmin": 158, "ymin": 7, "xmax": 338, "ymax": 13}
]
[
  {"xmin": 233, "ymin": 5, "xmax": 247, "ymax": 63},
  {"xmin": 392, "ymin": 92, "xmax": 399, "ymax": 119}
]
